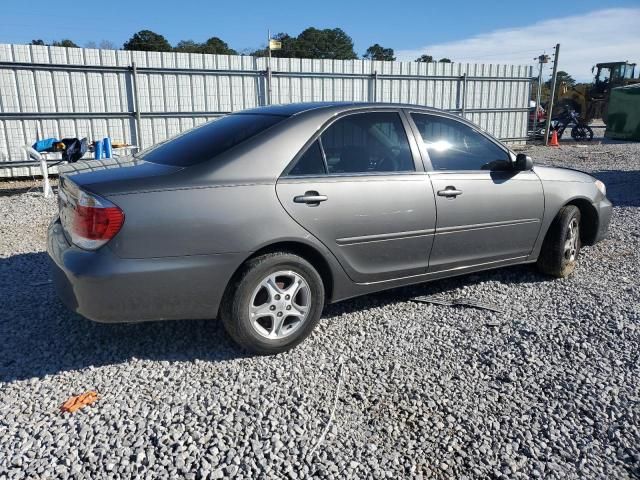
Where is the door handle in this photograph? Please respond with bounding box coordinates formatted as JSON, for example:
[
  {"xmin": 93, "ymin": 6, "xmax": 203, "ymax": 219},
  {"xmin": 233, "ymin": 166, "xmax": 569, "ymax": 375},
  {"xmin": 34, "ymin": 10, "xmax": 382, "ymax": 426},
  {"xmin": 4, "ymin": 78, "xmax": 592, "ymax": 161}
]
[
  {"xmin": 293, "ymin": 191, "xmax": 328, "ymax": 205},
  {"xmin": 437, "ymin": 186, "xmax": 463, "ymax": 198}
]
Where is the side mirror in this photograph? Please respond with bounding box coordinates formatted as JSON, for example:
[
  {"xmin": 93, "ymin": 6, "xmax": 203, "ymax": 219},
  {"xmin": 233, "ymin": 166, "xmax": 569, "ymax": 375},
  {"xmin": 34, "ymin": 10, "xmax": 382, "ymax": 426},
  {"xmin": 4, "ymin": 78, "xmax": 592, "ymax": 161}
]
[{"xmin": 514, "ymin": 153, "xmax": 534, "ymax": 171}]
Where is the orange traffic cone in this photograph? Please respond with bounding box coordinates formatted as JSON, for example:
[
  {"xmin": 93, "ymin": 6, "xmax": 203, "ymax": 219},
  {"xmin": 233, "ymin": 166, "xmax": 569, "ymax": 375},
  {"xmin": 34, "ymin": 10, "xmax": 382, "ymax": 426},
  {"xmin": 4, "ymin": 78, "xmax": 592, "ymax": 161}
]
[{"xmin": 549, "ymin": 130, "xmax": 559, "ymax": 147}]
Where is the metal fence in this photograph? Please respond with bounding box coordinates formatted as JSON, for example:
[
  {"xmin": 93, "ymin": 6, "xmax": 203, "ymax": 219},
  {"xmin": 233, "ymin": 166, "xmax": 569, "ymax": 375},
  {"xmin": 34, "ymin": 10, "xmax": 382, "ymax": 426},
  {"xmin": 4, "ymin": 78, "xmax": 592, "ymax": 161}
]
[{"xmin": 0, "ymin": 43, "xmax": 534, "ymax": 177}]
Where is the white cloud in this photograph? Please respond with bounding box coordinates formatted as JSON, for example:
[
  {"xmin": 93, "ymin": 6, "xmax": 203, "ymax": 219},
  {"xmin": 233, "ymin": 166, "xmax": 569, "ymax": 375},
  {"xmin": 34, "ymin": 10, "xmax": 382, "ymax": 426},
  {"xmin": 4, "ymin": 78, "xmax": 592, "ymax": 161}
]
[{"xmin": 396, "ymin": 8, "xmax": 640, "ymax": 82}]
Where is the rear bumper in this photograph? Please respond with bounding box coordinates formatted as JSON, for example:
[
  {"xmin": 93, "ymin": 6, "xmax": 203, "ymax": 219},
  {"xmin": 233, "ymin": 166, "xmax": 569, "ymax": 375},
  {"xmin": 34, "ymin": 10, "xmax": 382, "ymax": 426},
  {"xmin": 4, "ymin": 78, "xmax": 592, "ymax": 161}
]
[
  {"xmin": 47, "ymin": 218, "xmax": 244, "ymax": 323},
  {"xmin": 593, "ymin": 196, "xmax": 613, "ymax": 243}
]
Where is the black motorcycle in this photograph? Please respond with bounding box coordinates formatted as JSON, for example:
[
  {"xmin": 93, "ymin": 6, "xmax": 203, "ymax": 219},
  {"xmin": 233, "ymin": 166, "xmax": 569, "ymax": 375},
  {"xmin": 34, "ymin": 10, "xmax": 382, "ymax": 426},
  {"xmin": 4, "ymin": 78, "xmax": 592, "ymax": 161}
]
[{"xmin": 551, "ymin": 108, "xmax": 594, "ymax": 141}]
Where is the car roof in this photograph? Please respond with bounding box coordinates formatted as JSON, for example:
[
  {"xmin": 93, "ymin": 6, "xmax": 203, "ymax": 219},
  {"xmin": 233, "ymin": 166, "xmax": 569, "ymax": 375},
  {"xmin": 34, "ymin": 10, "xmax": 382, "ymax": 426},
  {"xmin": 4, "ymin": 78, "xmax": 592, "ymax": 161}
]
[
  {"xmin": 246, "ymin": 102, "xmax": 507, "ymax": 143},
  {"xmin": 235, "ymin": 102, "xmax": 505, "ymax": 149},
  {"xmin": 235, "ymin": 102, "xmax": 454, "ymax": 118}
]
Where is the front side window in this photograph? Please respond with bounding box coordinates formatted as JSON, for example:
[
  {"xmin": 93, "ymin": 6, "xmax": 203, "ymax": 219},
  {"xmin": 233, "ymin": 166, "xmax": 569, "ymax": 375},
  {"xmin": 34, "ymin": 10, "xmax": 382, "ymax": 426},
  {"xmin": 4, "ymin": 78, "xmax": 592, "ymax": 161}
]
[
  {"xmin": 319, "ymin": 112, "xmax": 415, "ymax": 174},
  {"xmin": 411, "ymin": 113, "xmax": 511, "ymax": 171}
]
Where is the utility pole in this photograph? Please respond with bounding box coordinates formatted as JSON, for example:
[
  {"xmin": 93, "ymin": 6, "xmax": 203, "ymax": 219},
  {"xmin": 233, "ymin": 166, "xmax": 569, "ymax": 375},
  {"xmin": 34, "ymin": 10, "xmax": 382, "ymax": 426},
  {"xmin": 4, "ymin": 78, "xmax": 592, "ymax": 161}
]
[
  {"xmin": 544, "ymin": 44, "xmax": 560, "ymax": 146},
  {"xmin": 532, "ymin": 53, "xmax": 549, "ymax": 139}
]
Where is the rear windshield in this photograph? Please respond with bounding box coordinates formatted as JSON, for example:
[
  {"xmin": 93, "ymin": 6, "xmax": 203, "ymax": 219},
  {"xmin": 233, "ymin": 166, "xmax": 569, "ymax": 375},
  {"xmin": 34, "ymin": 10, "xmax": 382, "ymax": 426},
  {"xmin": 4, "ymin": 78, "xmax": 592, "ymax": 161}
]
[{"xmin": 137, "ymin": 114, "xmax": 285, "ymax": 167}]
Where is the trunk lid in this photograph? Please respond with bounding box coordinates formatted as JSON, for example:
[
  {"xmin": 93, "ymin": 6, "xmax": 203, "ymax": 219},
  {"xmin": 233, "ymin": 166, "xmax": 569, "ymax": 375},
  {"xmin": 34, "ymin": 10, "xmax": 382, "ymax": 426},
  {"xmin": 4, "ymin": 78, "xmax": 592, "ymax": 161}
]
[{"xmin": 57, "ymin": 157, "xmax": 183, "ymax": 195}]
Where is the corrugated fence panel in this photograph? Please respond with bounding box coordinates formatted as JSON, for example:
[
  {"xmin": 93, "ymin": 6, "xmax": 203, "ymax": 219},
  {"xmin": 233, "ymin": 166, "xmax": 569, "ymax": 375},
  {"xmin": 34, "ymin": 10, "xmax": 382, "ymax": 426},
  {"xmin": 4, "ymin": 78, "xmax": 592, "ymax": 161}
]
[{"xmin": 0, "ymin": 43, "xmax": 533, "ymax": 176}]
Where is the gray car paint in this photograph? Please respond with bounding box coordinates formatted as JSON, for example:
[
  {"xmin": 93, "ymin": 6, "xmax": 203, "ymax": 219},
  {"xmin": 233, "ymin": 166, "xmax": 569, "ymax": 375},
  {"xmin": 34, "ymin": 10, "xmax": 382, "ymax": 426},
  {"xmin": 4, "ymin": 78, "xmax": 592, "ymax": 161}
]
[
  {"xmin": 426, "ymin": 170, "xmax": 544, "ymax": 272},
  {"xmin": 276, "ymin": 174, "xmax": 437, "ymax": 282},
  {"xmin": 526, "ymin": 165, "xmax": 611, "ymax": 260},
  {"xmin": 48, "ymin": 102, "xmax": 612, "ymax": 323}
]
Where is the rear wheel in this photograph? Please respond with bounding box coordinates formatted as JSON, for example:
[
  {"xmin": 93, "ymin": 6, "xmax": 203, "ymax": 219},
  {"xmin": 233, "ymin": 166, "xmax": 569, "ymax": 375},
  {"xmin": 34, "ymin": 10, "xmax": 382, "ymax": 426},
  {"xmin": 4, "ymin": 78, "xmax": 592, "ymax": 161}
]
[
  {"xmin": 537, "ymin": 205, "xmax": 581, "ymax": 278},
  {"xmin": 221, "ymin": 252, "xmax": 325, "ymax": 354},
  {"xmin": 571, "ymin": 124, "xmax": 594, "ymax": 141}
]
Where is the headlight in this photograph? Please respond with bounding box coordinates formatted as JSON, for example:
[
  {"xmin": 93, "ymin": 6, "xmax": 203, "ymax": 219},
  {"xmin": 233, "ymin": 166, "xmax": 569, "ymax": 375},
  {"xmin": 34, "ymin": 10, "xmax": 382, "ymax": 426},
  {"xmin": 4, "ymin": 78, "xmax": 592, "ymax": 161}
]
[{"xmin": 594, "ymin": 179, "xmax": 606, "ymax": 196}]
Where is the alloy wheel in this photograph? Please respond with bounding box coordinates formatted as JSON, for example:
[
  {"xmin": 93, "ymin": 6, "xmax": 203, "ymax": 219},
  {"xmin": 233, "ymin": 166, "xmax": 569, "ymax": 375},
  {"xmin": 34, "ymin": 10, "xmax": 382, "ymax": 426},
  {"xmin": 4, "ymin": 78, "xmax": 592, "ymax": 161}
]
[
  {"xmin": 564, "ymin": 217, "xmax": 579, "ymax": 262},
  {"xmin": 248, "ymin": 271, "xmax": 311, "ymax": 339}
]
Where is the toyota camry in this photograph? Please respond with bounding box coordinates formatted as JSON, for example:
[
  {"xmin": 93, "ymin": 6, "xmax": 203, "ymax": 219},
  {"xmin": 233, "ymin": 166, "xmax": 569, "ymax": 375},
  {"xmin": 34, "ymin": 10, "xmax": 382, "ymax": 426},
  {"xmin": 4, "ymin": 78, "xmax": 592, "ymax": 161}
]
[{"xmin": 48, "ymin": 103, "xmax": 612, "ymax": 354}]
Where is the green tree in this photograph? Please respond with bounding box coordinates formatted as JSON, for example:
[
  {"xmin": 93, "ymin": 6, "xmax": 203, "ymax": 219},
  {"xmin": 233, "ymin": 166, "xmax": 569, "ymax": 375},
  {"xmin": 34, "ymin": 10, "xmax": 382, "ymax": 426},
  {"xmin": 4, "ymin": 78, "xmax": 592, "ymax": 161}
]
[
  {"xmin": 174, "ymin": 40, "xmax": 202, "ymax": 53},
  {"xmin": 294, "ymin": 27, "xmax": 357, "ymax": 60},
  {"xmin": 530, "ymin": 79, "xmax": 549, "ymax": 101},
  {"xmin": 31, "ymin": 39, "xmax": 79, "ymax": 48},
  {"xmin": 123, "ymin": 30, "xmax": 171, "ymax": 52},
  {"xmin": 546, "ymin": 70, "xmax": 575, "ymax": 90},
  {"xmin": 174, "ymin": 37, "xmax": 237, "ymax": 55},
  {"xmin": 200, "ymin": 37, "xmax": 237, "ymax": 55},
  {"xmin": 415, "ymin": 54, "xmax": 433, "ymax": 63},
  {"xmin": 439, "ymin": 58, "xmax": 452, "ymax": 63},
  {"xmin": 52, "ymin": 39, "xmax": 79, "ymax": 48},
  {"xmin": 532, "ymin": 71, "xmax": 581, "ymax": 113},
  {"xmin": 248, "ymin": 28, "xmax": 357, "ymax": 59},
  {"xmin": 363, "ymin": 43, "xmax": 395, "ymax": 61}
]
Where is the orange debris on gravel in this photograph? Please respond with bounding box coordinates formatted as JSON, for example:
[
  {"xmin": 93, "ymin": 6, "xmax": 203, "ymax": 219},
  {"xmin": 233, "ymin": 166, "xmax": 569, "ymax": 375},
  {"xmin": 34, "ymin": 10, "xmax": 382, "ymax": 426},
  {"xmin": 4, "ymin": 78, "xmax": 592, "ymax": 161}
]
[{"xmin": 60, "ymin": 391, "xmax": 99, "ymax": 413}]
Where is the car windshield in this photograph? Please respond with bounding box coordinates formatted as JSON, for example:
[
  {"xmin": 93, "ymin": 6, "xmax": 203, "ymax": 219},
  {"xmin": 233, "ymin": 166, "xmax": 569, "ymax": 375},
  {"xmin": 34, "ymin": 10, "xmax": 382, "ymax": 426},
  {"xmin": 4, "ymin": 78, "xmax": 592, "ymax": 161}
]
[{"xmin": 137, "ymin": 113, "xmax": 286, "ymax": 167}]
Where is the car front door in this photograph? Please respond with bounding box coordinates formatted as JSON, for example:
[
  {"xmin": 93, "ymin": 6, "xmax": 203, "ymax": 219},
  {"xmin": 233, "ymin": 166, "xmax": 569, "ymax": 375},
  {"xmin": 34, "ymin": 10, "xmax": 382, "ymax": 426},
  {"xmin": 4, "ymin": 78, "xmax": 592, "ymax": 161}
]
[
  {"xmin": 276, "ymin": 110, "xmax": 437, "ymax": 283},
  {"xmin": 408, "ymin": 112, "xmax": 544, "ymax": 273}
]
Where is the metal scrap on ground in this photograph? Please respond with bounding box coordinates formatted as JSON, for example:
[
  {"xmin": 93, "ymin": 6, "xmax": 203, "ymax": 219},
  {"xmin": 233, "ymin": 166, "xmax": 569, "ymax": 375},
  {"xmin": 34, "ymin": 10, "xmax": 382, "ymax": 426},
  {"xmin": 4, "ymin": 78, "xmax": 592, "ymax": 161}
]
[
  {"xmin": 306, "ymin": 361, "xmax": 345, "ymax": 464},
  {"xmin": 411, "ymin": 295, "xmax": 504, "ymax": 313}
]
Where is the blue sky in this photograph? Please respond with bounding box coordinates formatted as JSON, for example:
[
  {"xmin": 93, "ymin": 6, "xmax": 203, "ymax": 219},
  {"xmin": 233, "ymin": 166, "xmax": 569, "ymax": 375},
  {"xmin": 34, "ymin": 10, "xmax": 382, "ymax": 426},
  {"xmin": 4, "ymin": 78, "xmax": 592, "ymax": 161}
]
[{"xmin": 1, "ymin": 0, "xmax": 639, "ymax": 80}]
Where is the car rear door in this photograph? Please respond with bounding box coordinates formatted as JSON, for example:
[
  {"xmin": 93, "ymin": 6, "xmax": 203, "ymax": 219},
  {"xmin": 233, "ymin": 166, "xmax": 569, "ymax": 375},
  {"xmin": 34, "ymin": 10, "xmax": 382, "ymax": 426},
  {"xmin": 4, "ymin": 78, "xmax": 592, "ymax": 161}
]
[
  {"xmin": 408, "ymin": 112, "xmax": 544, "ymax": 273},
  {"xmin": 276, "ymin": 109, "xmax": 437, "ymax": 283}
]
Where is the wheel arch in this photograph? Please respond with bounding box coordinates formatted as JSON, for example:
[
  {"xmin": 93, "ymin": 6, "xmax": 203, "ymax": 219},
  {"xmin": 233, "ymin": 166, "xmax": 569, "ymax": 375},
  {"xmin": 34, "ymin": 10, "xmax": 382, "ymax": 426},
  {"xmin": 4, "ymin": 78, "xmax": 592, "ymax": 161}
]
[
  {"xmin": 218, "ymin": 240, "xmax": 337, "ymax": 317},
  {"xmin": 563, "ymin": 197, "xmax": 599, "ymax": 245}
]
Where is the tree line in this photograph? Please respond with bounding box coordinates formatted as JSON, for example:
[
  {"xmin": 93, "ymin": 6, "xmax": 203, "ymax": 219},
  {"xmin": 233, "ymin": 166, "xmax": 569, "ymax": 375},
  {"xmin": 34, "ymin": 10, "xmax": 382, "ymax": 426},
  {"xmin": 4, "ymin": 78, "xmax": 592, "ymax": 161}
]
[
  {"xmin": 533, "ymin": 70, "xmax": 578, "ymax": 105},
  {"xmin": 29, "ymin": 28, "xmax": 452, "ymax": 63},
  {"xmin": 531, "ymin": 70, "xmax": 599, "ymax": 116}
]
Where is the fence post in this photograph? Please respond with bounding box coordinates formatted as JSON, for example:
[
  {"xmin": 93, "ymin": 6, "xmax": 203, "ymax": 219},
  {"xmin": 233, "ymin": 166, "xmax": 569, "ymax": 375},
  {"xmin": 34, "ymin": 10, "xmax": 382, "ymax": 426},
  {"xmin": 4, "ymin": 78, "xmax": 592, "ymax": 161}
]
[
  {"xmin": 131, "ymin": 62, "xmax": 143, "ymax": 148},
  {"xmin": 371, "ymin": 70, "xmax": 378, "ymax": 102},
  {"xmin": 254, "ymin": 55, "xmax": 266, "ymax": 107},
  {"xmin": 266, "ymin": 64, "xmax": 272, "ymax": 105},
  {"xmin": 461, "ymin": 73, "xmax": 467, "ymax": 117}
]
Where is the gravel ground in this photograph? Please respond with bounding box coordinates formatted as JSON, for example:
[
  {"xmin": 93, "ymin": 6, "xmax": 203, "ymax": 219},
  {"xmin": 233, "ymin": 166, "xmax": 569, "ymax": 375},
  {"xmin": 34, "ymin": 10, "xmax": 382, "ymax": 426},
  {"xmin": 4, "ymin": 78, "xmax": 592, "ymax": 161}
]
[{"xmin": 1, "ymin": 140, "xmax": 639, "ymax": 479}]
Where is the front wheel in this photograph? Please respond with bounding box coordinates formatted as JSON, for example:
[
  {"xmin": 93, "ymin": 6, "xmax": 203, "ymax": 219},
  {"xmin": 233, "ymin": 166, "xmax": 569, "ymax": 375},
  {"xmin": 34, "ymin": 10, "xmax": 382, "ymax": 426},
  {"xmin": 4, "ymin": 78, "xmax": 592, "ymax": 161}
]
[
  {"xmin": 537, "ymin": 205, "xmax": 581, "ymax": 278},
  {"xmin": 571, "ymin": 124, "xmax": 594, "ymax": 141},
  {"xmin": 221, "ymin": 252, "xmax": 325, "ymax": 354}
]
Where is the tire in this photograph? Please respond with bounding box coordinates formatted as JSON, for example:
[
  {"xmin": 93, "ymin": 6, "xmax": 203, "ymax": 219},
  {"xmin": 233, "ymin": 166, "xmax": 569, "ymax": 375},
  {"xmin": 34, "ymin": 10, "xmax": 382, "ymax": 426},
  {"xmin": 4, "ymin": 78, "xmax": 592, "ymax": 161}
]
[
  {"xmin": 221, "ymin": 252, "xmax": 325, "ymax": 355},
  {"xmin": 537, "ymin": 205, "xmax": 582, "ymax": 278},
  {"xmin": 571, "ymin": 124, "xmax": 594, "ymax": 141}
]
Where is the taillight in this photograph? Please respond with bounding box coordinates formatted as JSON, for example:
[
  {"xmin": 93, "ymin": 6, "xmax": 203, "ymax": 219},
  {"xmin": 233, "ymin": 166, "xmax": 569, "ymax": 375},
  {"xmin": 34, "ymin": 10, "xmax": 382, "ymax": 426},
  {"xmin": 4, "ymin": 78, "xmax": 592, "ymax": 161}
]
[{"xmin": 59, "ymin": 178, "xmax": 124, "ymax": 250}]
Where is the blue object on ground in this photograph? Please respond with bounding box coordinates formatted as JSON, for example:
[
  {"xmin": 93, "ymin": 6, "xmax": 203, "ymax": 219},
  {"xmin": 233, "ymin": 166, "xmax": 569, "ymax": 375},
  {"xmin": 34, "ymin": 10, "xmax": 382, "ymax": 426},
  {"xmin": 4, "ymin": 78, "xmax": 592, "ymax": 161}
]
[
  {"xmin": 94, "ymin": 140, "xmax": 103, "ymax": 159},
  {"xmin": 32, "ymin": 138, "xmax": 59, "ymax": 152},
  {"xmin": 103, "ymin": 137, "xmax": 112, "ymax": 158}
]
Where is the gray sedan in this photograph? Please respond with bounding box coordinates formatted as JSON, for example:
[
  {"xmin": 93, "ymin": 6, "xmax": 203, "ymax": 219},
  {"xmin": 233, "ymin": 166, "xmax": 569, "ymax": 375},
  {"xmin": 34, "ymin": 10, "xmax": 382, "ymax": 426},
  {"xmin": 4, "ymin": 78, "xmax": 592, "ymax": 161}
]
[{"xmin": 48, "ymin": 102, "xmax": 612, "ymax": 354}]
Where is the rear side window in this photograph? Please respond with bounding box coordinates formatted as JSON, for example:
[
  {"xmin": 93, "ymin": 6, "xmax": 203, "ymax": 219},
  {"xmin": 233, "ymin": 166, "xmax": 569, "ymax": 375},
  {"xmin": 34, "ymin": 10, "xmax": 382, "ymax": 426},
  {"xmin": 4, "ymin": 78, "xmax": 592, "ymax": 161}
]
[
  {"xmin": 288, "ymin": 140, "xmax": 326, "ymax": 176},
  {"xmin": 138, "ymin": 114, "xmax": 285, "ymax": 167}
]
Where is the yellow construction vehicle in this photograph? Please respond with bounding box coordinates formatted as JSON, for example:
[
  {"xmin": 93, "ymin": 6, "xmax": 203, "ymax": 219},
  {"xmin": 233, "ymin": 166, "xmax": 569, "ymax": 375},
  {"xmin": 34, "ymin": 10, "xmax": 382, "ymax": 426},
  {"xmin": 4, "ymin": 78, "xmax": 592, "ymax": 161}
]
[{"xmin": 560, "ymin": 61, "xmax": 639, "ymax": 124}]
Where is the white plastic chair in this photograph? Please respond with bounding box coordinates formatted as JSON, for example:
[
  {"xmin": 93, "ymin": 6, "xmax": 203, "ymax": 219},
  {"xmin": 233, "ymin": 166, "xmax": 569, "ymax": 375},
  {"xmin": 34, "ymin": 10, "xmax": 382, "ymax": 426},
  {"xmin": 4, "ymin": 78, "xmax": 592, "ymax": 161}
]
[{"xmin": 22, "ymin": 146, "xmax": 53, "ymax": 198}]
